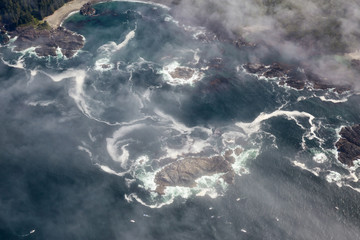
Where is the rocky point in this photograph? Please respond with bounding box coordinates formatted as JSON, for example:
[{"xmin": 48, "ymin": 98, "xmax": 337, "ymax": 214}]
[
  {"xmin": 243, "ymin": 62, "xmax": 351, "ymax": 92},
  {"xmin": 336, "ymin": 124, "xmax": 360, "ymax": 166},
  {"xmin": 8, "ymin": 26, "xmax": 84, "ymax": 58}
]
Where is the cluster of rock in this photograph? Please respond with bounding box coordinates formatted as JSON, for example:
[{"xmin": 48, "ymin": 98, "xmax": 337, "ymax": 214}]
[
  {"xmin": 243, "ymin": 62, "xmax": 351, "ymax": 93},
  {"xmin": 154, "ymin": 148, "xmax": 242, "ymax": 195},
  {"xmin": 233, "ymin": 37, "xmax": 257, "ymax": 48},
  {"xmin": 336, "ymin": 124, "xmax": 360, "ymax": 166},
  {"xmin": 80, "ymin": 3, "xmax": 96, "ymax": 16},
  {"xmin": 9, "ymin": 26, "xmax": 84, "ymax": 58}
]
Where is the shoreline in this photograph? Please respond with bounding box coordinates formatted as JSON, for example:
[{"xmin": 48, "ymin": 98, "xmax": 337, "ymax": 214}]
[
  {"xmin": 43, "ymin": 0, "xmax": 173, "ymax": 29},
  {"xmin": 44, "ymin": 0, "xmax": 105, "ymax": 28},
  {"xmin": 2, "ymin": 0, "xmax": 175, "ymax": 59}
]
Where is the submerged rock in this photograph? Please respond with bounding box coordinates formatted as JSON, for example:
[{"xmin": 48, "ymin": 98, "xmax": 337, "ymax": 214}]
[
  {"xmin": 9, "ymin": 26, "xmax": 84, "ymax": 58},
  {"xmin": 336, "ymin": 124, "xmax": 360, "ymax": 166},
  {"xmin": 154, "ymin": 154, "xmax": 235, "ymax": 195}
]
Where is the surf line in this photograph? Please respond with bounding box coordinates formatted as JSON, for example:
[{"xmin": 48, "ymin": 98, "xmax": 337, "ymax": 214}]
[{"xmin": 235, "ymin": 109, "xmax": 323, "ymax": 150}]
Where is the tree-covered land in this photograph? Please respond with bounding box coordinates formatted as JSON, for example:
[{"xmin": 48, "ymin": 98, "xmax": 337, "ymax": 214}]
[{"xmin": 0, "ymin": 0, "xmax": 72, "ymax": 30}]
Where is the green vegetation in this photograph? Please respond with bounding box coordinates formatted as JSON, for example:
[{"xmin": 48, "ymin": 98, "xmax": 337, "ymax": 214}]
[{"xmin": 0, "ymin": 0, "xmax": 72, "ymax": 30}]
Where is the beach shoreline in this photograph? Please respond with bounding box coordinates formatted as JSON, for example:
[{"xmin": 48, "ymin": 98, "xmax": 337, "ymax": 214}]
[
  {"xmin": 43, "ymin": 0, "xmax": 173, "ymax": 29},
  {"xmin": 44, "ymin": 0, "xmax": 106, "ymax": 28}
]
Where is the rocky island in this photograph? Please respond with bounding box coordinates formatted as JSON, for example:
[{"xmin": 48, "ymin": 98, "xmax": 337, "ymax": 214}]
[
  {"xmin": 169, "ymin": 67, "xmax": 195, "ymax": 80},
  {"xmin": 154, "ymin": 148, "xmax": 242, "ymax": 195},
  {"xmin": 336, "ymin": 124, "xmax": 360, "ymax": 167}
]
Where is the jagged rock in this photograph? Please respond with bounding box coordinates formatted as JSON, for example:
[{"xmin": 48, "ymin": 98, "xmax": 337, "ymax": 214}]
[
  {"xmin": 304, "ymin": 69, "xmax": 351, "ymax": 93},
  {"xmin": 35, "ymin": 46, "xmax": 57, "ymax": 56},
  {"xmin": 221, "ymin": 170, "xmax": 235, "ymax": 184},
  {"xmin": 154, "ymin": 155, "xmax": 235, "ymax": 195},
  {"xmin": 195, "ymin": 32, "xmax": 217, "ymax": 43},
  {"xmin": 243, "ymin": 62, "xmax": 351, "ymax": 92},
  {"xmin": 235, "ymin": 147, "xmax": 243, "ymax": 156},
  {"xmin": 243, "ymin": 62, "xmax": 304, "ymax": 89},
  {"xmin": 233, "ymin": 37, "xmax": 257, "ymax": 48},
  {"xmin": 0, "ymin": 33, "xmax": 9, "ymax": 45},
  {"xmin": 101, "ymin": 64, "xmax": 111, "ymax": 69},
  {"xmin": 80, "ymin": 3, "xmax": 96, "ymax": 16},
  {"xmin": 224, "ymin": 150, "xmax": 235, "ymax": 163},
  {"xmin": 0, "ymin": 27, "xmax": 10, "ymax": 45},
  {"xmin": 336, "ymin": 124, "xmax": 360, "ymax": 166},
  {"xmin": 9, "ymin": 26, "xmax": 84, "ymax": 58},
  {"xmin": 243, "ymin": 62, "xmax": 291, "ymax": 78}
]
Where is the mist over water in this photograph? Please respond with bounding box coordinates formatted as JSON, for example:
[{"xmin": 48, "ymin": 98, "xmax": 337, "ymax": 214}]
[{"xmin": 1, "ymin": 1, "xmax": 360, "ymax": 239}]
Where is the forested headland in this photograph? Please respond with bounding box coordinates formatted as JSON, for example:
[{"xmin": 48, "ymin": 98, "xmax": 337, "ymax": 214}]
[{"xmin": 0, "ymin": 0, "xmax": 72, "ymax": 30}]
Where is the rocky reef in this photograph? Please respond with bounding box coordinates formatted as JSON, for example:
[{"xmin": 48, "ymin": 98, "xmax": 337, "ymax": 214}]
[
  {"xmin": 169, "ymin": 67, "xmax": 195, "ymax": 80},
  {"xmin": 243, "ymin": 62, "xmax": 351, "ymax": 93},
  {"xmin": 80, "ymin": 3, "xmax": 96, "ymax": 16},
  {"xmin": 8, "ymin": 26, "xmax": 84, "ymax": 58},
  {"xmin": 336, "ymin": 124, "xmax": 360, "ymax": 166},
  {"xmin": 154, "ymin": 148, "xmax": 242, "ymax": 194}
]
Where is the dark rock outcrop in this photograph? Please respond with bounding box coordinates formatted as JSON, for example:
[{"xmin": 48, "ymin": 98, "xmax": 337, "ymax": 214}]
[
  {"xmin": 154, "ymin": 152, "xmax": 238, "ymax": 195},
  {"xmin": 336, "ymin": 124, "xmax": 360, "ymax": 166},
  {"xmin": 243, "ymin": 62, "xmax": 306, "ymax": 89},
  {"xmin": 0, "ymin": 32, "xmax": 10, "ymax": 45},
  {"xmin": 243, "ymin": 62, "xmax": 351, "ymax": 92},
  {"xmin": 233, "ymin": 37, "xmax": 257, "ymax": 48},
  {"xmin": 169, "ymin": 67, "xmax": 195, "ymax": 79},
  {"xmin": 80, "ymin": 3, "xmax": 96, "ymax": 16},
  {"xmin": 9, "ymin": 26, "xmax": 84, "ymax": 58},
  {"xmin": 0, "ymin": 26, "xmax": 10, "ymax": 45},
  {"xmin": 302, "ymin": 67, "xmax": 351, "ymax": 93}
]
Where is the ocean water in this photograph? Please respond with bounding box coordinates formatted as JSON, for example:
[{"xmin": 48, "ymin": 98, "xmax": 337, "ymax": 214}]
[{"xmin": 1, "ymin": 2, "xmax": 360, "ymax": 239}]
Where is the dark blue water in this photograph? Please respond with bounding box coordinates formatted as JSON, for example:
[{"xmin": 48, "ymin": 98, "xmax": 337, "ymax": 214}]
[{"xmin": 1, "ymin": 2, "xmax": 360, "ymax": 239}]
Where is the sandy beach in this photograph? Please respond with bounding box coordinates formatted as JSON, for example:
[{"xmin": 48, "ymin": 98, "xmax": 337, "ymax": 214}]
[
  {"xmin": 44, "ymin": 0, "xmax": 106, "ymax": 28},
  {"xmin": 43, "ymin": 0, "xmax": 173, "ymax": 29}
]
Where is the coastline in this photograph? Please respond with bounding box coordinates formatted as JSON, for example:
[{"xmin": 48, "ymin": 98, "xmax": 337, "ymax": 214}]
[
  {"xmin": 43, "ymin": 0, "xmax": 173, "ymax": 29},
  {"xmin": 44, "ymin": 0, "xmax": 107, "ymax": 29},
  {"xmin": 2, "ymin": 0, "xmax": 175, "ymax": 59}
]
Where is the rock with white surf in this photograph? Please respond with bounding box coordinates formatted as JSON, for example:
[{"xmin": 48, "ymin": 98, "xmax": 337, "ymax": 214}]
[
  {"xmin": 243, "ymin": 62, "xmax": 352, "ymax": 92},
  {"xmin": 9, "ymin": 26, "xmax": 84, "ymax": 58},
  {"xmin": 336, "ymin": 124, "xmax": 360, "ymax": 166},
  {"xmin": 154, "ymin": 154, "xmax": 235, "ymax": 195}
]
